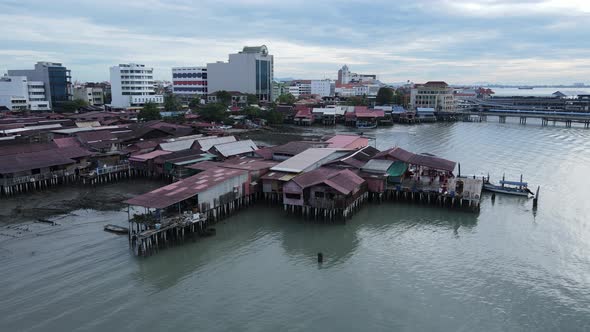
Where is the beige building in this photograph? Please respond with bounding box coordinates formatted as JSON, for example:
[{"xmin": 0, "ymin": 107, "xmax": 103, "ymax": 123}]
[{"xmin": 410, "ymin": 81, "xmax": 455, "ymax": 112}]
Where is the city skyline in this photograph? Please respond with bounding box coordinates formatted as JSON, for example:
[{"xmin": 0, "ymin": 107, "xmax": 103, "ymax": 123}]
[{"xmin": 1, "ymin": 0, "xmax": 589, "ymax": 85}]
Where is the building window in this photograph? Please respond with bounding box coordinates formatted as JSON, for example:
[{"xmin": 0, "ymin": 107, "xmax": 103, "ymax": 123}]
[{"xmin": 285, "ymin": 193, "xmax": 301, "ymax": 200}]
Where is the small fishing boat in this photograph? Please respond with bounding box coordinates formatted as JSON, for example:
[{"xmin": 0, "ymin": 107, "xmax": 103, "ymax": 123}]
[
  {"xmin": 104, "ymin": 224, "xmax": 129, "ymax": 234},
  {"xmin": 483, "ymin": 174, "xmax": 534, "ymax": 197}
]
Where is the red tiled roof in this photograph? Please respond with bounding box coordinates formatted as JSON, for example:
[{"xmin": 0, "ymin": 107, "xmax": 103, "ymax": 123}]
[
  {"xmin": 253, "ymin": 147, "xmax": 274, "ymax": 160},
  {"xmin": 326, "ymin": 135, "xmax": 364, "ymax": 148}
]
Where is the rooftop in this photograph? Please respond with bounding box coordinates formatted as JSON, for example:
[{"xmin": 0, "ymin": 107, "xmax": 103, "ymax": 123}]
[
  {"xmin": 124, "ymin": 167, "xmax": 247, "ymax": 209},
  {"xmin": 271, "ymin": 148, "xmax": 347, "ymax": 173},
  {"xmin": 210, "ymin": 139, "xmax": 258, "ymax": 158}
]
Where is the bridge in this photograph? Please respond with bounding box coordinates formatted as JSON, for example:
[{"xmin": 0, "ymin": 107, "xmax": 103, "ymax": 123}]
[{"xmin": 452, "ymin": 109, "xmax": 590, "ymax": 128}]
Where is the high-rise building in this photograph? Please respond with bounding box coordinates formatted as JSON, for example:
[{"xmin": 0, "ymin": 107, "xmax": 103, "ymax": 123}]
[
  {"xmin": 8, "ymin": 62, "xmax": 71, "ymax": 109},
  {"xmin": 0, "ymin": 76, "xmax": 50, "ymax": 111},
  {"xmin": 172, "ymin": 67, "xmax": 207, "ymax": 101},
  {"xmin": 410, "ymin": 81, "xmax": 455, "ymax": 112},
  {"xmin": 207, "ymin": 45, "xmax": 274, "ymax": 102},
  {"xmin": 109, "ymin": 63, "xmax": 163, "ymax": 108}
]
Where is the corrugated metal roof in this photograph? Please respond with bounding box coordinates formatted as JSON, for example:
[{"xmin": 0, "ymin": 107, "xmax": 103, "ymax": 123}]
[
  {"xmin": 211, "ymin": 140, "xmax": 257, "ymax": 157},
  {"xmin": 52, "ymin": 126, "xmax": 120, "ymax": 134},
  {"xmin": 362, "ymin": 159, "xmax": 394, "ymax": 173},
  {"xmin": 326, "ymin": 135, "xmax": 365, "ymax": 148},
  {"xmin": 0, "ymin": 123, "xmax": 62, "ymax": 135},
  {"xmin": 129, "ymin": 150, "xmax": 172, "ymax": 162},
  {"xmin": 271, "ymin": 148, "xmax": 346, "ymax": 173},
  {"xmin": 124, "ymin": 167, "xmax": 247, "ymax": 208},
  {"xmin": 0, "ymin": 146, "xmax": 91, "ymax": 174},
  {"xmin": 290, "ymin": 167, "xmax": 365, "ymax": 195},
  {"xmin": 220, "ymin": 158, "xmax": 278, "ymax": 171},
  {"xmin": 158, "ymin": 139, "xmax": 199, "ymax": 152},
  {"xmin": 194, "ymin": 136, "xmax": 237, "ymax": 151}
]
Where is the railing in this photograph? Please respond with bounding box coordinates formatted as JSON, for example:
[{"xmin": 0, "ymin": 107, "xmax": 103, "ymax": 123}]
[
  {"xmin": 91, "ymin": 163, "xmax": 130, "ymax": 176},
  {"xmin": 1, "ymin": 169, "xmax": 70, "ymax": 187}
]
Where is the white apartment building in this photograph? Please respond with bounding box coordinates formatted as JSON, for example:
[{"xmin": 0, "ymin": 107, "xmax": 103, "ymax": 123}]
[
  {"xmin": 286, "ymin": 80, "xmax": 312, "ymax": 98},
  {"xmin": 0, "ymin": 76, "xmax": 50, "ymax": 111},
  {"xmin": 410, "ymin": 81, "xmax": 455, "ymax": 112},
  {"xmin": 73, "ymin": 86, "xmax": 104, "ymax": 106},
  {"xmin": 310, "ymin": 80, "xmax": 334, "ymax": 97},
  {"xmin": 172, "ymin": 67, "xmax": 207, "ymax": 101},
  {"xmin": 207, "ymin": 45, "xmax": 273, "ymax": 102},
  {"xmin": 110, "ymin": 63, "xmax": 163, "ymax": 108},
  {"xmin": 337, "ymin": 65, "xmax": 377, "ymax": 85}
]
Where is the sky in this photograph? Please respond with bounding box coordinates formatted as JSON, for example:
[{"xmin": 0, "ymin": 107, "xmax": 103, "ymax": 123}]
[{"xmin": 0, "ymin": 0, "xmax": 589, "ymax": 85}]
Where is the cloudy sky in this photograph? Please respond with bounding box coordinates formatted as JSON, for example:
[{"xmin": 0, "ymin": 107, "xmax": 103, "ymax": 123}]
[{"xmin": 1, "ymin": 0, "xmax": 589, "ymax": 84}]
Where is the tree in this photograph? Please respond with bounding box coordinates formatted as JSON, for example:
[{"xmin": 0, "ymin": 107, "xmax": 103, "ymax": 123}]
[
  {"xmin": 58, "ymin": 99, "xmax": 88, "ymax": 113},
  {"xmin": 262, "ymin": 110, "xmax": 284, "ymax": 125},
  {"xmin": 198, "ymin": 103, "xmax": 227, "ymax": 122},
  {"xmin": 188, "ymin": 96, "xmax": 202, "ymax": 109},
  {"xmin": 164, "ymin": 94, "xmax": 182, "ymax": 112},
  {"xmin": 215, "ymin": 90, "xmax": 232, "ymax": 106},
  {"xmin": 376, "ymin": 87, "xmax": 394, "ymax": 105},
  {"xmin": 242, "ymin": 106, "xmax": 261, "ymax": 119},
  {"xmin": 246, "ymin": 94, "xmax": 259, "ymax": 105},
  {"xmin": 138, "ymin": 102, "xmax": 161, "ymax": 121},
  {"xmin": 345, "ymin": 95, "xmax": 368, "ymax": 106},
  {"xmin": 277, "ymin": 93, "xmax": 296, "ymax": 105}
]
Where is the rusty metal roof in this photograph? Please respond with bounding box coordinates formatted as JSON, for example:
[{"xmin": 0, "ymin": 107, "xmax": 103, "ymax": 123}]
[{"xmin": 124, "ymin": 167, "xmax": 247, "ymax": 208}]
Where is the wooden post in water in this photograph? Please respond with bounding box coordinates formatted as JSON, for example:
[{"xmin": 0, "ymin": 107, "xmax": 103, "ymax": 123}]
[{"xmin": 533, "ymin": 186, "xmax": 540, "ymax": 208}]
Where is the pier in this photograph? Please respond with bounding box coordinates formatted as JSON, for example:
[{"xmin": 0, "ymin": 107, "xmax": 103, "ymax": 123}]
[{"xmin": 456, "ymin": 109, "xmax": 590, "ymax": 128}]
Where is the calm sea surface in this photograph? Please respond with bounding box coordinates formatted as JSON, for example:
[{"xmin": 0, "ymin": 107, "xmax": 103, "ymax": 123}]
[{"xmin": 1, "ymin": 121, "xmax": 590, "ymax": 331}]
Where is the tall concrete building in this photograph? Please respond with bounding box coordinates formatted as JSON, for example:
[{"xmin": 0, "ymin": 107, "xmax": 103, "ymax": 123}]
[
  {"xmin": 171, "ymin": 66, "xmax": 207, "ymax": 101},
  {"xmin": 410, "ymin": 81, "xmax": 455, "ymax": 112},
  {"xmin": 8, "ymin": 62, "xmax": 71, "ymax": 109},
  {"xmin": 207, "ymin": 45, "xmax": 274, "ymax": 102},
  {"xmin": 110, "ymin": 63, "xmax": 163, "ymax": 108},
  {"xmin": 0, "ymin": 76, "xmax": 50, "ymax": 111}
]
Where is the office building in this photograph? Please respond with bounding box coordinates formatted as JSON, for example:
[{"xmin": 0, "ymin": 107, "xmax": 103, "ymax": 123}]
[
  {"xmin": 207, "ymin": 45, "xmax": 274, "ymax": 102},
  {"xmin": 410, "ymin": 81, "xmax": 455, "ymax": 112},
  {"xmin": 172, "ymin": 67, "xmax": 207, "ymax": 101},
  {"xmin": 311, "ymin": 80, "xmax": 334, "ymax": 97},
  {"xmin": 110, "ymin": 63, "xmax": 163, "ymax": 108},
  {"xmin": 0, "ymin": 75, "xmax": 50, "ymax": 111},
  {"xmin": 8, "ymin": 62, "xmax": 71, "ymax": 109}
]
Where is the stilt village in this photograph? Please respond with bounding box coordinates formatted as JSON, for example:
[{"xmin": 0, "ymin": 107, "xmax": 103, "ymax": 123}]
[{"xmin": 0, "ymin": 115, "xmax": 483, "ymax": 257}]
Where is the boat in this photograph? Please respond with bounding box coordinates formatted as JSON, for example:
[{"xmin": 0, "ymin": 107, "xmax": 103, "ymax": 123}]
[
  {"xmin": 483, "ymin": 174, "xmax": 534, "ymax": 197},
  {"xmin": 104, "ymin": 224, "xmax": 129, "ymax": 234},
  {"xmin": 356, "ymin": 122, "xmax": 377, "ymax": 129}
]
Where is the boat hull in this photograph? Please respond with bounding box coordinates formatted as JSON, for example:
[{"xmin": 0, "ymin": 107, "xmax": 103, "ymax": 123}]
[{"xmin": 483, "ymin": 184, "xmax": 531, "ymax": 197}]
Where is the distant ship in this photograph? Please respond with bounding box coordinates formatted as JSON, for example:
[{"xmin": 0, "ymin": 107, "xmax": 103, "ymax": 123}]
[{"xmin": 518, "ymin": 87, "xmax": 534, "ymax": 90}]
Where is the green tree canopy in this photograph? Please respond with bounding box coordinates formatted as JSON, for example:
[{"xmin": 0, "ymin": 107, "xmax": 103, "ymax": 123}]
[
  {"xmin": 376, "ymin": 87, "xmax": 394, "ymax": 105},
  {"xmin": 345, "ymin": 95, "xmax": 368, "ymax": 106},
  {"xmin": 262, "ymin": 110, "xmax": 284, "ymax": 125},
  {"xmin": 276, "ymin": 93, "xmax": 296, "ymax": 105},
  {"xmin": 188, "ymin": 96, "xmax": 202, "ymax": 109},
  {"xmin": 246, "ymin": 94, "xmax": 259, "ymax": 105},
  {"xmin": 242, "ymin": 106, "xmax": 262, "ymax": 119},
  {"xmin": 164, "ymin": 94, "xmax": 182, "ymax": 112},
  {"xmin": 58, "ymin": 99, "xmax": 88, "ymax": 113},
  {"xmin": 198, "ymin": 103, "xmax": 227, "ymax": 122},
  {"xmin": 215, "ymin": 90, "xmax": 232, "ymax": 106},
  {"xmin": 138, "ymin": 102, "xmax": 161, "ymax": 121}
]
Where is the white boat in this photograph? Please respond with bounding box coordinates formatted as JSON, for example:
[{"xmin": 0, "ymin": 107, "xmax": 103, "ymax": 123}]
[{"xmin": 483, "ymin": 174, "xmax": 534, "ymax": 197}]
